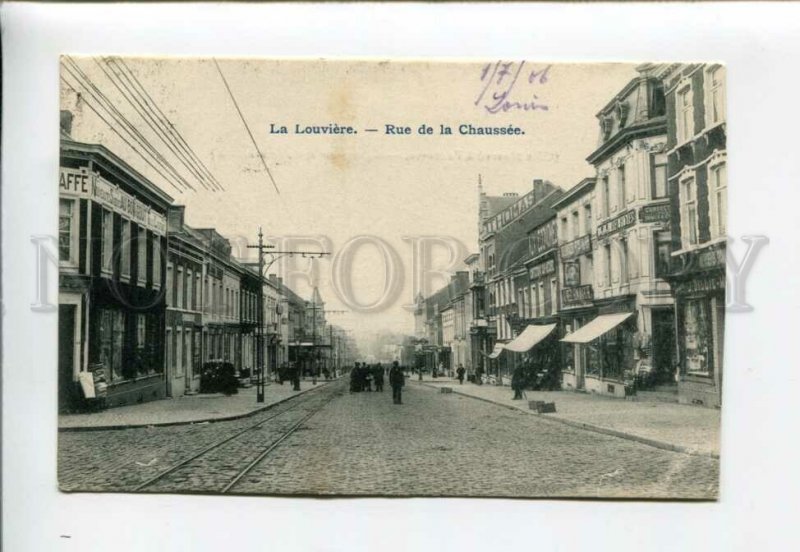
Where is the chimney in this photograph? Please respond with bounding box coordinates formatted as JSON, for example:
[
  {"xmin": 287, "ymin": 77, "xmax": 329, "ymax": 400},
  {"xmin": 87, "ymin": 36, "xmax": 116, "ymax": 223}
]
[
  {"xmin": 167, "ymin": 205, "xmax": 186, "ymax": 232},
  {"xmin": 533, "ymin": 179, "xmax": 546, "ymax": 202},
  {"xmin": 60, "ymin": 110, "xmax": 74, "ymax": 136}
]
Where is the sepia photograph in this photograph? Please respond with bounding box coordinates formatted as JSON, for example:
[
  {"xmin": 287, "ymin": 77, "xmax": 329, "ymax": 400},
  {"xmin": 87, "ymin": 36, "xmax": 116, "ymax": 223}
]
[{"xmin": 55, "ymin": 57, "xmax": 725, "ymax": 499}]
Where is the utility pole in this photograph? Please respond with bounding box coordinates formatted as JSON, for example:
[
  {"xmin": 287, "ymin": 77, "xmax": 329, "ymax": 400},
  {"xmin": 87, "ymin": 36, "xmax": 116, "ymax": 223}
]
[
  {"xmin": 245, "ymin": 231, "xmax": 330, "ymax": 401},
  {"xmin": 246, "ymin": 227, "xmax": 274, "ymax": 403}
]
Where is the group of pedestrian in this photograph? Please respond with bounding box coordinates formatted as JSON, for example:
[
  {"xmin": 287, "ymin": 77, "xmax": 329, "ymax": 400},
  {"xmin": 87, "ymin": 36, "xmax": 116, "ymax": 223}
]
[
  {"xmin": 350, "ymin": 361, "xmax": 406, "ymax": 404},
  {"xmin": 276, "ymin": 362, "xmax": 301, "ymax": 391},
  {"xmin": 349, "ymin": 362, "xmax": 384, "ymax": 392}
]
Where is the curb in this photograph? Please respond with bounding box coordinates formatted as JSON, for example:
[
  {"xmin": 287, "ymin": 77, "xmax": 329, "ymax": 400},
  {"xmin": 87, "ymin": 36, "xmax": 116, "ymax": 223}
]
[
  {"xmin": 413, "ymin": 381, "xmax": 719, "ymax": 459},
  {"xmin": 58, "ymin": 380, "xmax": 333, "ymax": 433}
]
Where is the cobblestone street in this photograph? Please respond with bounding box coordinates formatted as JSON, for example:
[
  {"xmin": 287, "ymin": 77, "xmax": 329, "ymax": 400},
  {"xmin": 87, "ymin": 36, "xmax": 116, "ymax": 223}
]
[{"xmin": 59, "ymin": 379, "xmax": 718, "ymax": 499}]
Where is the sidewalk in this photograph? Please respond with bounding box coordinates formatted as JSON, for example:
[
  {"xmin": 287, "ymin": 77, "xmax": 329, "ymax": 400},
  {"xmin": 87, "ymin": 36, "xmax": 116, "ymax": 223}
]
[
  {"xmin": 58, "ymin": 380, "xmax": 331, "ymax": 431},
  {"xmin": 415, "ymin": 379, "xmax": 720, "ymax": 458}
]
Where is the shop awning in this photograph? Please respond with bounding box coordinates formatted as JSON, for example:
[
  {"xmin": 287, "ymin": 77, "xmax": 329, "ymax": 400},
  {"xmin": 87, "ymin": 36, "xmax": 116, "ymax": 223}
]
[
  {"xmin": 560, "ymin": 313, "xmax": 633, "ymax": 344},
  {"xmin": 482, "ymin": 343, "xmax": 506, "ymax": 359},
  {"xmin": 504, "ymin": 324, "xmax": 557, "ymax": 353}
]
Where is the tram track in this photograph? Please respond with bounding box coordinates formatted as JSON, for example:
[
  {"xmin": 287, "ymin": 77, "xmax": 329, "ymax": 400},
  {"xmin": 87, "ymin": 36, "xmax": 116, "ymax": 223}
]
[{"xmin": 133, "ymin": 381, "xmax": 343, "ymax": 494}]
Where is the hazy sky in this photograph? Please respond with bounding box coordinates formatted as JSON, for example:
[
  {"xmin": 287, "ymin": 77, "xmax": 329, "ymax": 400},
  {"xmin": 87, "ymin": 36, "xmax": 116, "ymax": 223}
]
[{"xmin": 61, "ymin": 57, "xmax": 638, "ymax": 342}]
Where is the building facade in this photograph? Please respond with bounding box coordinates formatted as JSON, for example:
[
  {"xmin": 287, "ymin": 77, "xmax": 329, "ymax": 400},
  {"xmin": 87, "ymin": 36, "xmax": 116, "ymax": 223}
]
[
  {"xmin": 554, "ymin": 178, "xmax": 598, "ymax": 392},
  {"xmin": 164, "ymin": 206, "xmax": 205, "ymax": 397},
  {"xmin": 59, "ymin": 138, "xmax": 171, "ymax": 411},
  {"xmin": 660, "ymin": 63, "xmax": 727, "ymax": 408},
  {"xmin": 564, "ymin": 67, "xmax": 675, "ymax": 398}
]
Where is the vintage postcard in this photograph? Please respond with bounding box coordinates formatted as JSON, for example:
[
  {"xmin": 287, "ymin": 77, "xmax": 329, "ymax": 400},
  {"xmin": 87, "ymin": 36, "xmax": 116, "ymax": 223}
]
[{"xmin": 56, "ymin": 58, "xmax": 724, "ymax": 499}]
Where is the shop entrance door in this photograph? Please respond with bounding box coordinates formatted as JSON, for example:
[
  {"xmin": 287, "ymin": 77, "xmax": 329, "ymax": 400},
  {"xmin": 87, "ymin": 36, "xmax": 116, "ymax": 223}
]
[
  {"xmin": 652, "ymin": 308, "xmax": 677, "ymax": 387},
  {"xmin": 58, "ymin": 304, "xmax": 77, "ymax": 412}
]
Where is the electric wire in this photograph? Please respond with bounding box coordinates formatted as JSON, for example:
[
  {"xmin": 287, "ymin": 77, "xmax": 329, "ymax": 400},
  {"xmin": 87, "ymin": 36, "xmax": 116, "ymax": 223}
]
[{"xmin": 212, "ymin": 58, "xmax": 281, "ymax": 195}]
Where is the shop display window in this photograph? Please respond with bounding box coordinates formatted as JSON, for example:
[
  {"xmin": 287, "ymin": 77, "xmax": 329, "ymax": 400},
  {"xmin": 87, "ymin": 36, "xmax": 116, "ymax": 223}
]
[{"xmin": 683, "ymin": 298, "xmax": 714, "ymax": 376}]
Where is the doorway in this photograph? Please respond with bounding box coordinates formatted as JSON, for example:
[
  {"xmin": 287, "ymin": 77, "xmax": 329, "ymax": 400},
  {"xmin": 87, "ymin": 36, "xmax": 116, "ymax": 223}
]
[
  {"xmin": 652, "ymin": 308, "xmax": 677, "ymax": 387},
  {"xmin": 58, "ymin": 304, "xmax": 77, "ymax": 412}
]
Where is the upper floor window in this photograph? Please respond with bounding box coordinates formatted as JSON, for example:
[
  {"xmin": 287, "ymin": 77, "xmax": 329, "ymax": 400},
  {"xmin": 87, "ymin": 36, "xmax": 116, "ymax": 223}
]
[
  {"xmin": 651, "ymin": 153, "xmax": 668, "ymax": 199},
  {"xmin": 187, "ymin": 269, "xmax": 194, "ymax": 310},
  {"xmin": 618, "ymin": 164, "xmax": 628, "ymax": 206},
  {"xmin": 152, "ymin": 236, "xmax": 161, "ymax": 289},
  {"xmin": 571, "ymin": 211, "xmax": 580, "ymax": 240},
  {"xmin": 709, "ymin": 160, "xmax": 727, "ymax": 238},
  {"xmin": 603, "ymin": 244, "xmax": 612, "ymax": 287},
  {"xmin": 655, "ymin": 231, "xmax": 672, "ymax": 278},
  {"xmin": 137, "ymin": 228, "xmax": 147, "ymax": 284},
  {"xmin": 677, "ymin": 84, "xmax": 694, "ymax": 143},
  {"xmin": 601, "ymin": 176, "xmax": 611, "ymax": 218},
  {"xmin": 59, "ymin": 199, "xmax": 77, "ymax": 266},
  {"xmin": 177, "ymin": 266, "xmax": 184, "ymax": 308},
  {"xmin": 619, "ymin": 238, "xmax": 629, "ymax": 285},
  {"xmin": 560, "ymin": 216, "xmax": 569, "ymax": 241},
  {"xmin": 584, "ymin": 203, "xmax": 593, "ymax": 235},
  {"xmin": 102, "ymin": 209, "xmax": 114, "ymax": 274},
  {"xmin": 166, "ymin": 263, "xmax": 174, "ymax": 307},
  {"xmin": 680, "ymin": 175, "xmax": 699, "ymax": 247},
  {"xmin": 120, "ymin": 220, "xmax": 131, "ymax": 279},
  {"xmin": 706, "ymin": 65, "xmax": 726, "ymax": 126}
]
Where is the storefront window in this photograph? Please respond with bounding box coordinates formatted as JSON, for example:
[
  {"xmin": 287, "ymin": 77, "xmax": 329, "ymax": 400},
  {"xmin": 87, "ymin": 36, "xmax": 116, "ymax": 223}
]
[
  {"xmin": 59, "ymin": 199, "xmax": 76, "ymax": 264},
  {"xmin": 98, "ymin": 308, "xmax": 126, "ymax": 382},
  {"xmin": 683, "ymin": 298, "xmax": 714, "ymax": 376},
  {"xmin": 586, "ymin": 341, "xmax": 602, "ymax": 376}
]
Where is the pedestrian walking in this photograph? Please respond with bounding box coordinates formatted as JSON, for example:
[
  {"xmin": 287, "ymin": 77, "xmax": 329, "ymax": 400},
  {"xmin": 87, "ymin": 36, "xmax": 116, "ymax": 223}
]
[
  {"xmin": 350, "ymin": 363, "xmax": 361, "ymax": 393},
  {"xmin": 389, "ymin": 361, "xmax": 405, "ymax": 404},
  {"xmin": 363, "ymin": 364, "xmax": 373, "ymax": 392},
  {"xmin": 290, "ymin": 361, "xmax": 301, "ymax": 391},
  {"xmin": 511, "ymin": 365, "xmax": 525, "ymax": 400},
  {"xmin": 373, "ymin": 363, "xmax": 384, "ymax": 392},
  {"xmin": 456, "ymin": 364, "xmax": 465, "ymax": 385}
]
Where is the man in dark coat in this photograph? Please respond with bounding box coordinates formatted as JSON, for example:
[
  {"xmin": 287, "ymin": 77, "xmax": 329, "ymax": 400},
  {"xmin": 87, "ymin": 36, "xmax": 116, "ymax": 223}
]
[
  {"xmin": 511, "ymin": 365, "xmax": 525, "ymax": 400},
  {"xmin": 456, "ymin": 364, "xmax": 466, "ymax": 385},
  {"xmin": 290, "ymin": 362, "xmax": 301, "ymax": 391},
  {"xmin": 350, "ymin": 363, "xmax": 361, "ymax": 392},
  {"xmin": 389, "ymin": 361, "xmax": 405, "ymax": 404},
  {"xmin": 373, "ymin": 363, "xmax": 385, "ymax": 392}
]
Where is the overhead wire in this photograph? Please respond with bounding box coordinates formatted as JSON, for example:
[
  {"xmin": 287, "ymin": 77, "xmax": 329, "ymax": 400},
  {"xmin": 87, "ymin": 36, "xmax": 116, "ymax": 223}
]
[
  {"xmin": 110, "ymin": 57, "xmax": 226, "ymax": 192},
  {"xmin": 212, "ymin": 57, "xmax": 281, "ymax": 195},
  {"xmin": 60, "ymin": 75, "xmax": 186, "ymax": 195},
  {"xmin": 61, "ymin": 57, "xmax": 197, "ymax": 193},
  {"xmin": 94, "ymin": 57, "xmax": 213, "ymax": 192}
]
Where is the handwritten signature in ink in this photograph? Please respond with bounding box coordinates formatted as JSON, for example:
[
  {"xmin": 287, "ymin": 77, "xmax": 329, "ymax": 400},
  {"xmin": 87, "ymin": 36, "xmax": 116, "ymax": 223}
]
[{"xmin": 475, "ymin": 61, "xmax": 551, "ymax": 114}]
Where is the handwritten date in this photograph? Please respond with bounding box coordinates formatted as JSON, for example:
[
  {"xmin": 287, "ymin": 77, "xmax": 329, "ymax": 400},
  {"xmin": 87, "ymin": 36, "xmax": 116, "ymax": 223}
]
[{"xmin": 475, "ymin": 61, "xmax": 551, "ymax": 115}]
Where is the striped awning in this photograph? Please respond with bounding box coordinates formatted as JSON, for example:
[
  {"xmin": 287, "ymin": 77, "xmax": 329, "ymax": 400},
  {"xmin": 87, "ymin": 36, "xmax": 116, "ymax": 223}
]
[
  {"xmin": 504, "ymin": 324, "xmax": 557, "ymax": 353},
  {"xmin": 560, "ymin": 313, "xmax": 633, "ymax": 344}
]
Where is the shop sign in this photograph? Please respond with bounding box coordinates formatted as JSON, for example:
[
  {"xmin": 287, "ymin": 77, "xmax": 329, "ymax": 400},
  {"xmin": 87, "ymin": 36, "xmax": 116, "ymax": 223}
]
[
  {"xmin": 560, "ymin": 234, "xmax": 592, "ymax": 259},
  {"xmin": 529, "ymin": 258, "xmax": 555, "ymax": 280},
  {"xmin": 674, "ymin": 273, "xmax": 726, "ymax": 296},
  {"xmin": 482, "ymin": 188, "xmax": 539, "ymax": 235},
  {"xmin": 596, "ymin": 209, "xmax": 636, "ymax": 239},
  {"xmin": 60, "ymin": 167, "xmax": 95, "ymax": 198},
  {"xmin": 562, "ymin": 284, "xmax": 593, "ymax": 307},
  {"xmin": 95, "ymin": 177, "xmax": 167, "ymax": 235},
  {"xmin": 697, "ymin": 247, "xmax": 726, "ymax": 270},
  {"xmin": 529, "ymin": 219, "xmax": 558, "ymax": 257},
  {"xmin": 563, "ymin": 261, "xmax": 581, "ymax": 287},
  {"xmin": 638, "ymin": 203, "xmax": 671, "ymax": 224}
]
